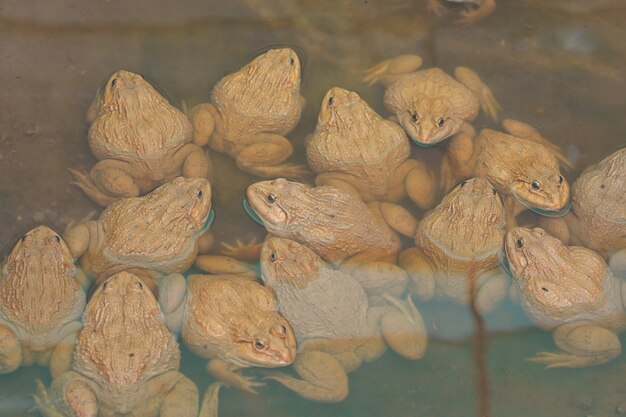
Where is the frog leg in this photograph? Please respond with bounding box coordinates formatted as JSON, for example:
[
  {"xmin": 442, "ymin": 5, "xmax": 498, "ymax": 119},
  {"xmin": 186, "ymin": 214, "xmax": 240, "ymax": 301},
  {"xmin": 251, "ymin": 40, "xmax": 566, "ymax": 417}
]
[
  {"xmin": 33, "ymin": 380, "xmax": 66, "ymax": 417},
  {"xmin": 425, "ymin": 0, "xmax": 447, "ymax": 16},
  {"xmin": 198, "ymin": 382, "xmax": 223, "ymax": 417},
  {"xmin": 378, "ymin": 295, "xmax": 428, "ymax": 360},
  {"xmin": 195, "ymin": 255, "xmax": 257, "ymax": 276},
  {"xmin": 69, "ymin": 159, "xmax": 142, "ymax": 207},
  {"xmin": 158, "ymin": 273, "xmax": 188, "ymax": 333},
  {"xmin": 454, "ymin": 67, "xmax": 500, "ymax": 122},
  {"xmin": 440, "ymin": 122, "xmax": 476, "ymax": 192},
  {"xmin": 378, "ymin": 202, "xmax": 418, "ymax": 238},
  {"xmin": 313, "ymin": 172, "xmax": 367, "ymax": 200},
  {"xmin": 456, "ymin": 0, "xmax": 496, "ymax": 26},
  {"xmin": 386, "ymin": 158, "xmax": 436, "ymax": 209},
  {"xmin": 399, "ymin": 247, "xmax": 437, "ymax": 302},
  {"xmin": 264, "ymin": 350, "xmax": 349, "ymax": 402},
  {"xmin": 63, "ymin": 216, "xmax": 96, "ymax": 259},
  {"xmin": 197, "ymin": 230, "xmax": 215, "ymax": 254},
  {"xmin": 159, "ymin": 373, "xmax": 199, "ymax": 417},
  {"xmin": 190, "ymin": 103, "xmax": 219, "ymax": 148},
  {"xmin": 538, "ymin": 215, "xmax": 570, "ymax": 245},
  {"xmin": 501, "ymin": 119, "xmax": 572, "ymax": 169},
  {"xmin": 347, "ymin": 260, "xmax": 409, "ymax": 300},
  {"xmin": 362, "ymin": 55, "xmax": 423, "ymax": 87},
  {"xmin": 610, "ymin": 248, "xmax": 626, "ymax": 280},
  {"xmin": 236, "ymin": 133, "xmax": 310, "ymax": 178},
  {"xmin": 219, "ymin": 236, "xmax": 262, "ymax": 261},
  {"xmin": 0, "ymin": 322, "xmax": 21, "ymax": 374},
  {"xmin": 527, "ymin": 322, "xmax": 621, "ymax": 368},
  {"xmin": 206, "ymin": 358, "xmax": 265, "ymax": 394},
  {"xmin": 474, "ymin": 268, "xmax": 509, "ymax": 313},
  {"xmin": 170, "ymin": 143, "xmax": 213, "ymax": 181},
  {"xmin": 49, "ymin": 321, "xmax": 81, "ymax": 378},
  {"xmin": 35, "ymin": 372, "xmax": 99, "ymax": 417}
]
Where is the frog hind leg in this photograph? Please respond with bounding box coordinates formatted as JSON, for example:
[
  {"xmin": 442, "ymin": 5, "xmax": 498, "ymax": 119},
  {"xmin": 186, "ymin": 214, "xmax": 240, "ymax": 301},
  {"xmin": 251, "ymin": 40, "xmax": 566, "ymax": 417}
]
[
  {"xmin": 440, "ymin": 123, "xmax": 476, "ymax": 192},
  {"xmin": 379, "ymin": 295, "xmax": 428, "ymax": 360},
  {"xmin": 399, "ymin": 247, "xmax": 437, "ymax": 302},
  {"xmin": 501, "ymin": 119, "xmax": 572, "ymax": 169},
  {"xmin": 0, "ymin": 323, "xmax": 21, "ymax": 374},
  {"xmin": 35, "ymin": 373, "xmax": 98, "ymax": 417},
  {"xmin": 386, "ymin": 158, "xmax": 436, "ymax": 210},
  {"xmin": 474, "ymin": 268, "xmax": 509, "ymax": 313},
  {"xmin": 69, "ymin": 159, "xmax": 141, "ymax": 207},
  {"xmin": 160, "ymin": 374, "xmax": 199, "ymax": 417},
  {"xmin": 527, "ymin": 322, "xmax": 621, "ymax": 368},
  {"xmin": 264, "ymin": 350, "xmax": 349, "ymax": 403},
  {"xmin": 235, "ymin": 133, "xmax": 310, "ymax": 178},
  {"xmin": 425, "ymin": 0, "xmax": 447, "ymax": 16},
  {"xmin": 198, "ymin": 382, "xmax": 223, "ymax": 417},
  {"xmin": 362, "ymin": 55, "xmax": 423, "ymax": 87},
  {"xmin": 171, "ymin": 143, "xmax": 213, "ymax": 182},
  {"xmin": 610, "ymin": 248, "xmax": 626, "ymax": 280},
  {"xmin": 454, "ymin": 67, "xmax": 500, "ymax": 122},
  {"xmin": 190, "ymin": 103, "xmax": 219, "ymax": 148}
]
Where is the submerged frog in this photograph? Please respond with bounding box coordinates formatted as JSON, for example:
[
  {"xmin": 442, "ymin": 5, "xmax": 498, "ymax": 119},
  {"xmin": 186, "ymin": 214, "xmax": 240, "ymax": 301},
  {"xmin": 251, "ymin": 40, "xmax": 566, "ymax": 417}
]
[
  {"xmin": 34, "ymin": 270, "xmax": 199, "ymax": 417},
  {"xmin": 398, "ymin": 178, "xmax": 508, "ymax": 312},
  {"xmin": 0, "ymin": 226, "xmax": 85, "ymax": 377},
  {"xmin": 442, "ymin": 121, "xmax": 571, "ymax": 228},
  {"xmin": 504, "ymin": 227, "xmax": 626, "ymax": 368},
  {"xmin": 64, "ymin": 176, "xmax": 213, "ymax": 277},
  {"xmin": 427, "ymin": 0, "xmax": 496, "ymax": 25},
  {"xmin": 242, "ymin": 178, "xmax": 409, "ymax": 298},
  {"xmin": 260, "ymin": 237, "xmax": 427, "ymax": 402},
  {"xmin": 540, "ymin": 148, "xmax": 626, "ymax": 270},
  {"xmin": 363, "ymin": 54, "xmax": 499, "ymax": 147},
  {"xmin": 306, "ymin": 86, "xmax": 435, "ymax": 209},
  {"xmin": 157, "ymin": 273, "xmax": 296, "ymax": 414},
  {"xmin": 191, "ymin": 48, "xmax": 307, "ymax": 178},
  {"xmin": 72, "ymin": 70, "xmax": 212, "ymax": 206}
]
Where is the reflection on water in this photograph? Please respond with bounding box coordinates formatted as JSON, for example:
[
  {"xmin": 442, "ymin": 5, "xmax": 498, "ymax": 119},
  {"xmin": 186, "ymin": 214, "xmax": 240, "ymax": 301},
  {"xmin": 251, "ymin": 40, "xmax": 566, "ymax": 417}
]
[{"xmin": 1, "ymin": 0, "xmax": 626, "ymax": 416}]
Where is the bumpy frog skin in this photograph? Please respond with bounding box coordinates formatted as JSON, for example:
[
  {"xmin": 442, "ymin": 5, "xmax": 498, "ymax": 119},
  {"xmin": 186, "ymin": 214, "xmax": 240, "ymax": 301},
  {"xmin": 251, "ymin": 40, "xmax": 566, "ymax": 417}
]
[
  {"xmin": 64, "ymin": 177, "xmax": 213, "ymax": 277},
  {"xmin": 442, "ymin": 122, "xmax": 571, "ymax": 228},
  {"xmin": 34, "ymin": 270, "xmax": 198, "ymax": 417},
  {"xmin": 306, "ymin": 86, "xmax": 435, "ymax": 209},
  {"xmin": 363, "ymin": 55, "xmax": 499, "ymax": 146},
  {"xmin": 244, "ymin": 178, "xmax": 409, "ymax": 298},
  {"xmin": 191, "ymin": 48, "xmax": 307, "ymax": 178},
  {"xmin": 0, "ymin": 226, "xmax": 85, "ymax": 377},
  {"xmin": 540, "ymin": 148, "xmax": 626, "ymax": 269},
  {"xmin": 260, "ymin": 237, "xmax": 427, "ymax": 402},
  {"xmin": 399, "ymin": 178, "xmax": 509, "ymax": 312},
  {"xmin": 72, "ymin": 70, "xmax": 212, "ymax": 206},
  {"xmin": 157, "ymin": 274, "xmax": 296, "ymax": 416},
  {"xmin": 505, "ymin": 227, "xmax": 626, "ymax": 368}
]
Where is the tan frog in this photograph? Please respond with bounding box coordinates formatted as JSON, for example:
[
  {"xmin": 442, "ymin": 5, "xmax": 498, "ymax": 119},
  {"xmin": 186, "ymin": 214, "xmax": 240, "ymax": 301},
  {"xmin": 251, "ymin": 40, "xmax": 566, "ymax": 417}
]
[
  {"xmin": 504, "ymin": 227, "xmax": 626, "ymax": 368},
  {"xmin": 442, "ymin": 121, "xmax": 571, "ymax": 228},
  {"xmin": 64, "ymin": 176, "xmax": 213, "ymax": 277},
  {"xmin": 540, "ymin": 148, "xmax": 626, "ymax": 271},
  {"xmin": 306, "ymin": 86, "xmax": 435, "ymax": 210},
  {"xmin": 363, "ymin": 54, "xmax": 499, "ymax": 147},
  {"xmin": 0, "ymin": 226, "xmax": 85, "ymax": 377},
  {"xmin": 191, "ymin": 48, "xmax": 307, "ymax": 178},
  {"xmin": 398, "ymin": 178, "xmax": 509, "ymax": 312},
  {"xmin": 260, "ymin": 237, "xmax": 427, "ymax": 402},
  {"xmin": 71, "ymin": 70, "xmax": 212, "ymax": 207},
  {"xmin": 242, "ymin": 178, "xmax": 409, "ymax": 298},
  {"xmin": 34, "ymin": 270, "xmax": 199, "ymax": 417}
]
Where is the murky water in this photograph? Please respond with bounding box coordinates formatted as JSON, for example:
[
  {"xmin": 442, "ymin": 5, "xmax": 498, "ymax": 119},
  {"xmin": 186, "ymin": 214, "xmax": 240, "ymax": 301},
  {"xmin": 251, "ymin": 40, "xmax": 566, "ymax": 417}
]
[{"xmin": 1, "ymin": 1, "xmax": 626, "ymax": 416}]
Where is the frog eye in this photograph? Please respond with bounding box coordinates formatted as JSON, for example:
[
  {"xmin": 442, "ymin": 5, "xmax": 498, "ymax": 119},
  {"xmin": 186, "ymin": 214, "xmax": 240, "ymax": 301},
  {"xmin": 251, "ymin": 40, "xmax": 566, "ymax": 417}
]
[
  {"xmin": 460, "ymin": 180, "xmax": 467, "ymax": 188},
  {"xmin": 254, "ymin": 339, "xmax": 268, "ymax": 351},
  {"xmin": 111, "ymin": 78, "xmax": 117, "ymax": 88},
  {"xmin": 196, "ymin": 190, "xmax": 203, "ymax": 199},
  {"xmin": 290, "ymin": 57, "xmax": 295, "ymax": 66},
  {"xmin": 411, "ymin": 112, "xmax": 419, "ymax": 122},
  {"xmin": 531, "ymin": 181, "xmax": 541, "ymax": 191},
  {"xmin": 135, "ymin": 281, "xmax": 143, "ymax": 290},
  {"xmin": 437, "ymin": 117, "xmax": 445, "ymax": 127},
  {"xmin": 557, "ymin": 175, "xmax": 563, "ymax": 184},
  {"xmin": 516, "ymin": 238, "xmax": 524, "ymax": 249},
  {"xmin": 270, "ymin": 252, "xmax": 278, "ymax": 262},
  {"xmin": 328, "ymin": 96, "xmax": 334, "ymax": 106},
  {"xmin": 53, "ymin": 235, "xmax": 61, "ymax": 243},
  {"xmin": 492, "ymin": 188, "xmax": 497, "ymax": 195},
  {"xmin": 21, "ymin": 234, "xmax": 29, "ymax": 242},
  {"xmin": 278, "ymin": 325, "xmax": 287, "ymax": 336},
  {"xmin": 103, "ymin": 281, "xmax": 110, "ymax": 290},
  {"xmin": 267, "ymin": 193, "xmax": 277, "ymax": 204}
]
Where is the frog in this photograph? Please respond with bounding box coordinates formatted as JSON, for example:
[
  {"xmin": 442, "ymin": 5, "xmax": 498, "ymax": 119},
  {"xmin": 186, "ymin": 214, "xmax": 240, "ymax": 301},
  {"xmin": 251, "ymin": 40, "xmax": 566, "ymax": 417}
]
[
  {"xmin": 71, "ymin": 70, "xmax": 212, "ymax": 207},
  {"xmin": 0, "ymin": 226, "xmax": 85, "ymax": 377},
  {"xmin": 363, "ymin": 54, "xmax": 500, "ymax": 147},
  {"xmin": 64, "ymin": 176, "xmax": 214, "ymax": 278},
  {"xmin": 240, "ymin": 178, "xmax": 410, "ymax": 298},
  {"xmin": 157, "ymin": 273, "xmax": 296, "ymax": 416},
  {"xmin": 440, "ymin": 120, "xmax": 571, "ymax": 228},
  {"xmin": 504, "ymin": 227, "xmax": 626, "ymax": 368},
  {"xmin": 539, "ymin": 148, "xmax": 626, "ymax": 274},
  {"xmin": 190, "ymin": 48, "xmax": 308, "ymax": 178},
  {"xmin": 305, "ymin": 86, "xmax": 435, "ymax": 210},
  {"xmin": 260, "ymin": 237, "xmax": 427, "ymax": 402},
  {"xmin": 397, "ymin": 177, "xmax": 509, "ymax": 312},
  {"xmin": 34, "ymin": 270, "xmax": 199, "ymax": 417},
  {"xmin": 427, "ymin": 0, "xmax": 496, "ymax": 25}
]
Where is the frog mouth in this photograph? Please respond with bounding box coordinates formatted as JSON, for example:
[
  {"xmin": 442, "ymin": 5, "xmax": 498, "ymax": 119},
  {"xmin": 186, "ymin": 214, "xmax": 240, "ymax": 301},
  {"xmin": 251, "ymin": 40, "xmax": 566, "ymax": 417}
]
[
  {"xmin": 410, "ymin": 138, "xmax": 437, "ymax": 148},
  {"xmin": 512, "ymin": 192, "xmax": 571, "ymax": 217},
  {"xmin": 199, "ymin": 209, "xmax": 215, "ymax": 233},
  {"xmin": 243, "ymin": 198, "xmax": 265, "ymax": 226}
]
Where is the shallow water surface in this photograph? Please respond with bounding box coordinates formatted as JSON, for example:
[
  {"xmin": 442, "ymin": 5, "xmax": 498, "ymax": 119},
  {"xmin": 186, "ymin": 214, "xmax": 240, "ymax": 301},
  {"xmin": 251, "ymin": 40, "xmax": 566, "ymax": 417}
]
[{"xmin": 1, "ymin": 1, "xmax": 626, "ymax": 416}]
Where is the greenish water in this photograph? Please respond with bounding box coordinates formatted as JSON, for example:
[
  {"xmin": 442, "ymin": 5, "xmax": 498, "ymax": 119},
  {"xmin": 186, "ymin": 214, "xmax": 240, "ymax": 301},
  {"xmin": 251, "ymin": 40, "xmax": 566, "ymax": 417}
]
[{"xmin": 1, "ymin": 1, "xmax": 626, "ymax": 416}]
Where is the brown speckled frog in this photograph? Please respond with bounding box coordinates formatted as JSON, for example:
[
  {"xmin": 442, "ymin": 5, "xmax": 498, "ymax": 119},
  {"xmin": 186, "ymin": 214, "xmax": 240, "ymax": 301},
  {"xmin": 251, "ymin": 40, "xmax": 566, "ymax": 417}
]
[
  {"xmin": 398, "ymin": 178, "xmax": 509, "ymax": 312},
  {"xmin": 242, "ymin": 178, "xmax": 409, "ymax": 298},
  {"xmin": 504, "ymin": 227, "xmax": 626, "ymax": 368},
  {"xmin": 191, "ymin": 48, "xmax": 307, "ymax": 178},
  {"xmin": 306, "ymin": 86, "xmax": 435, "ymax": 209},
  {"xmin": 64, "ymin": 177, "xmax": 214, "ymax": 277},
  {"xmin": 260, "ymin": 237, "xmax": 427, "ymax": 402},
  {"xmin": 0, "ymin": 226, "xmax": 85, "ymax": 377},
  {"xmin": 363, "ymin": 54, "xmax": 499, "ymax": 147},
  {"xmin": 540, "ymin": 148, "xmax": 626, "ymax": 273},
  {"xmin": 72, "ymin": 70, "xmax": 212, "ymax": 206},
  {"xmin": 443, "ymin": 121, "xmax": 571, "ymax": 228},
  {"xmin": 34, "ymin": 270, "xmax": 199, "ymax": 417}
]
